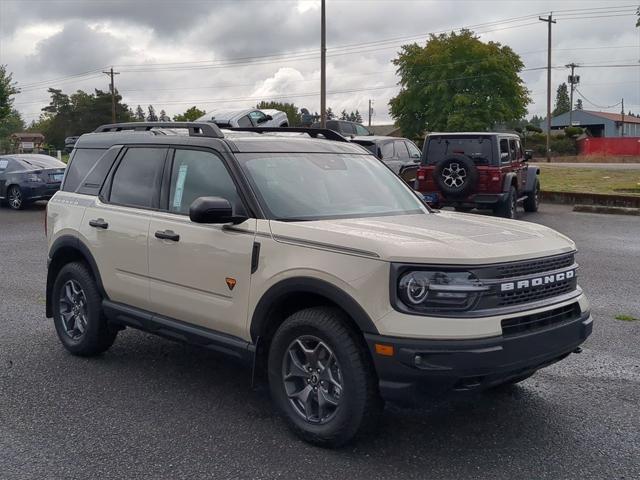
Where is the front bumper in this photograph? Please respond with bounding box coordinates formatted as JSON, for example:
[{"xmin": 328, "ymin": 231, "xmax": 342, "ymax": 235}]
[{"xmin": 365, "ymin": 309, "xmax": 592, "ymax": 403}]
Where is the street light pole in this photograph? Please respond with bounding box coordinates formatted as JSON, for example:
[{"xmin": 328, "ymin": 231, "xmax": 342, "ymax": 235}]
[
  {"xmin": 539, "ymin": 14, "xmax": 556, "ymax": 163},
  {"xmin": 320, "ymin": 0, "xmax": 326, "ymax": 128}
]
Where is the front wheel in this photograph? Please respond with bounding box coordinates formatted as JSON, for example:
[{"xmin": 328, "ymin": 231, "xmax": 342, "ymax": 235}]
[
  {"xmin": 495, "ymin": 186, "xmax": 517, "ymax": 219},
  {"xmin": 523, "ymin": 178, "xmax": 540, "ymax": 212},
  {"xmin": 268, "ymin": 307, "xmax": 382, "ymax": 447}
]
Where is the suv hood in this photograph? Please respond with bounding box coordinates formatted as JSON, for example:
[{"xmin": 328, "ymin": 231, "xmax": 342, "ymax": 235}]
[{"xmin": 268, "ymin": 212, "xmax": 575, "ymax": 264}]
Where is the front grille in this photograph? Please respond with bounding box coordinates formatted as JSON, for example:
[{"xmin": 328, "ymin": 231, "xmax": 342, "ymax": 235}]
[
  {"xmin": 498, "ymin": 278, "xmax": 576, "ymax": 306},
  {"xmin": 501, "ymin": 303, "xmax": 581, "ymax": 336},
  {"xmin": 494, "ymin": 253, "xmax": 575, "ymax": 279}
]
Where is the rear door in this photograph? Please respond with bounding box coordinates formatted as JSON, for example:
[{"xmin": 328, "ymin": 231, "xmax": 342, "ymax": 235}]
[
  {"xmin": 0, "ymin": 158, "xmax": 9, "ymax": 198},
  {"xmin": 510, "ymin": 138, "xmax": 527, "ymax": 192},
  {"xmin": 80, "ymin": 147, "xmax": 167, "ymax": 311},
  {"xmin": 147, "ymin": 147, "xmax": 256, "ymax": 339}
]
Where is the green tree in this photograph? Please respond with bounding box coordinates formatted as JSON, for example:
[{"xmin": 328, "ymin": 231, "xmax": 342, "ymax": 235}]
[
  {"xmin": 340, "ymin": 109, "xmax": 349, "ymax": 120},
  {"xmin": 159, "ymin": 109, "xmax": 170, "ymax": 122},
  {"xmin": 0, "ymin": 65, "xmax": 19, "ymax": 123},
  {"xmin": 135, "ymin": 105, "xmax": 145, "ymax": 121},
  {"xmin": 354, "ymin": 110, "xmax": 363, "ymax": 123},
  {"xmin": 173, "ymin": 106, "xmax": 205, "ymax": 122},
  {"xmin": 256, "ymin": 101, "xmax": 300, "ymax": 126},
  {"xmin": 326, "ymin": 107, "xmax": 335, "ymax": 120},
  {"xmin": 553, "ymin": 83, "xmax": 571, "ymax": 117},
  {"xmin": 389, "ymin": 30, "xmax": 530, "ymax": 137},
  {"xmin": 147, "ymin": 105, "xmax": 158, "ymax": 121},
  {"xmin": 0, "ymin": 109, "xmax": 25, "ymax": 153},
  {"xmin": 575, "ymin": 98, "xmax": 583, "ymax": 110},
  {"xmin": 37, "ymin": 87, "xmax": 132, "ymax": 149}
]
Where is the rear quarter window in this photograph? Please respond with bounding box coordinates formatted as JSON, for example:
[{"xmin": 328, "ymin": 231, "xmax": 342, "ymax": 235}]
[{"xmin": 62, "ymin": 149, "xmax": 107, "ymax": 192}]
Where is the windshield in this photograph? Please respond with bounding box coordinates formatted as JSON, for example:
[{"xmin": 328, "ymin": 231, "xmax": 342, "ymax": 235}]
[
  {"xmin": 237, "ymin": 153, "xmax": 427, "ymax": 221},
  {"xmin": 425, "ymin": 136, "xmax": 493, "ymax": 165}
]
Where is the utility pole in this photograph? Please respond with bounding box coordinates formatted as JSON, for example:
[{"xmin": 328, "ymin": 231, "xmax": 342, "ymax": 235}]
[
  {"xmin": 368, "ymin": 99, "xmax": 373, "ymax": 127},
  {"xmin": 102, "ymin": 67, "xmax": 120, "ymax": 123},
  {"xmin": 566, "ymin": 63, "xmax": 580, "ymax": 126},
  {"xmin": 320, "ymin": 0, "xmax": 326, "ymax": 128},
  {"xmin": 539, "ymin": 14, "xmax": 556, "ymax": 163},
  {"xmin": 621, "ymin": 98, "xmax": 625, "ymax": 136}
]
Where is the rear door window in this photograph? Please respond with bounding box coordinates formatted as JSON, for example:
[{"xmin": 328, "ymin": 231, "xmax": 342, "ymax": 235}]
[
  {"xmin": 499, "ymin": 139, "xmax": 510, "ymax": 163},
  {"xmin": 109, "ymin": 148, "xmax": 167, "ymax": 209},
  {"xmin": 237, "ymin": 115, "xmax": 253, "ymax": 127},
  {"xmin": 509, "ymin": 139, "xmax": 518, "ymax": 161},
  {"xmin": 380, "ymin": 142, "xmax": 394, "ymax": 159},
  {"xmin": 425, "ymin": 136, "xmax": 493, "ymax": 165},
  {"xmin": 394, "ymin": 140, "xmax": 410, "ymax": 160}
]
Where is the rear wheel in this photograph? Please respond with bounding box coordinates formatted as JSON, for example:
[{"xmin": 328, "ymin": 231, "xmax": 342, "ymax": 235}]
[
  {"xmin": 7, "ymin": 185, "xmax": 23, "ymax": 210},
  {"xmin": 52, "ymin": 262, "xmax": 117, "ymax": 356},
  {"xmin": 495, "ymin": 186, "xmax": 517, "ymax": 219},
  {"xmin": 523, "ymin": 178, "xmax": 540, "ymax": 212},
  {"xmin": 268, "ymin": 307, "xmax": 382, "ymax": 447}
]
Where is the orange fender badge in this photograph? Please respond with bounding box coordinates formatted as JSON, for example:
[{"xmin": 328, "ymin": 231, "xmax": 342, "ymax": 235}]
[{"xmin": 225, "ymin": 277, "xmax": 237, "ymax": 291}]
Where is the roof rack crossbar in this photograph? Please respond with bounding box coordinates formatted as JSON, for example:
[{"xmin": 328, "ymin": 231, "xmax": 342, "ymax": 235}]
[
  {"xmin": 228, "ymin": 127, "xmax": 349, "ymax": 143},
  {"xmin": 94, "ymin": 122, "xmax": 223, "ymax": 138}
]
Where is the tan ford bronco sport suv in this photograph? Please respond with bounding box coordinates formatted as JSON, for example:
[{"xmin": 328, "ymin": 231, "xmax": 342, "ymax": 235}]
[{"xmin": 46, "ymin": 123, "xmax": 592, "ymax": 447}]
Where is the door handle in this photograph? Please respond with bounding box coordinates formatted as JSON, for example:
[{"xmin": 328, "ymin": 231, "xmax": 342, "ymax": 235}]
[
  {"xmin": 89, "ymin": 218, "xmax": 109, "ymax": 229},
  {"xmin": 155, "ymin": 230, "xmax": 180, "ymax": 242}
]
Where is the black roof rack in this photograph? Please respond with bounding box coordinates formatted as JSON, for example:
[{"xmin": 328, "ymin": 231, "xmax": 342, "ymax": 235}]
[
  {"xmin": 228, "ymin": 127, "xmax": 349, "ymax": 143},
  {"xmin": 94, "ymin": 122, "xmax": 223, "ymax": 138}
]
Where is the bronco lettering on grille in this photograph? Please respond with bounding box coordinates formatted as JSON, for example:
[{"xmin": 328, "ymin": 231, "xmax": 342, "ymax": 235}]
[{"xmin": 500, "ymin": 269, "xmax": 575, "ymax": 292}]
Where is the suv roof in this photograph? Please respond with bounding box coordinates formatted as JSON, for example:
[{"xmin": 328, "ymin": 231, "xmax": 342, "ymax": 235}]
[
  {"xmin": 75, "ymin": 123, "xmax": 369, "ymax": 155},
  {"xmin": 426, "ymin": 132, "xmax": 520, "ymax": 138}
]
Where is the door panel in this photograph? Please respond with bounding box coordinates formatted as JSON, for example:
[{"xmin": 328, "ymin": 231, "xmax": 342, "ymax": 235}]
[
  {"xmin": 148, "ymin": 214, "xmax": 256, "ymax": 338},
  {"xmin": 80, "ymin": 202, "xmax": 151, "ymax": 310}
]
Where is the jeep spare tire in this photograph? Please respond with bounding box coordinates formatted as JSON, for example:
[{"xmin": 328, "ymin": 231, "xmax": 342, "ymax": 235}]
[{"xmin": 433, "ymin": 154, "xmax": 478, "ymax": 198}]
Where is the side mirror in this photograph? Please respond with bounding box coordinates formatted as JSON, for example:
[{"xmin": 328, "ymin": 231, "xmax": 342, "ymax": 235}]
[
  {"xmin": 189, "ymin": 196, "xmax": 242, "ymax": 224},
  {"xmin": 524, "ymin": 150, "xmax": 533, "ymax": 161}
]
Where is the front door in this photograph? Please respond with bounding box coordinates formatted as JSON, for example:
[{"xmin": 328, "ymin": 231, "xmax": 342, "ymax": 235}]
[{"xmin": 147, "ymin": 148, "xmax": 256, "ymax": 340}]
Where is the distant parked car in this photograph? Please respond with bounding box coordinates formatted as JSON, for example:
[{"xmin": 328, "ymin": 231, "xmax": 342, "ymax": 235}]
[
  {"xmin": 312, "ymin": 120, "xmax": 372, "ymax": 137},
  {"xmin": 64, "ymin": 136, "xmax": 79, "ymax": 153},
  {"xmin": 0, "ymin": 154, "xmax": 66, "ymax": 210},
  {"xmin": 351, "ymin": 136, "xmax": 422, "ymax": 184},
  {"xmin": 196, "ymin": 108, "xmax": 289, "ymax": 128}
]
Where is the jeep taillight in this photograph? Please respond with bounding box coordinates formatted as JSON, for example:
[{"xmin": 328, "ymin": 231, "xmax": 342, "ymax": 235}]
[{"xmin": 417, "ymin": 168, "xmax": 426, "ymax": 181}]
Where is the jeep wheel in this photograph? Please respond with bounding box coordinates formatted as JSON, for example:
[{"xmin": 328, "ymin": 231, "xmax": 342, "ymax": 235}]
[
  {"xmin": 433, "ymin": 155, "xmax": 478, "ymax": 198},
  {"xmin": 7, "ymin": 185, "xmax": 23, "ymax": 210},
  {"xmin": 495, "ymin": 186, "xmax": 517, "ymax": 219},
  {"xmin": 523, "ymin": 178, "xmax": 540, "ymax": 212},
  {"xmin": 52, "ymin": 262, "xmax": 117, "ymax": 356},
  {"xmin": 268, "ymin": 307, "xmax": 382, "ymax": 447}
]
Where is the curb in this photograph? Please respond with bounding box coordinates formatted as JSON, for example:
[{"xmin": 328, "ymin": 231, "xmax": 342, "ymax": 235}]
[
  {"xmin": 540, "ymin": 191, "xmax": 640, "ymax": 209},
  {"xmin": 573, "ymin": 205, "xmax": 640, "ymax": 216}
]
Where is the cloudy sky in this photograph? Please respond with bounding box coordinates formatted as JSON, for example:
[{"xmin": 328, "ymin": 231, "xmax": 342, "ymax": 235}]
[{"xmin": 1, "ymin": 0, "xmax": 639, "ymax": 126}]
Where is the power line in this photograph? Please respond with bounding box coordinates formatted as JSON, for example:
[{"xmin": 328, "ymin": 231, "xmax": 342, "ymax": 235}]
[{"xmin": 575, "ymin": 88, "xmax": 623, "ymax": 109}]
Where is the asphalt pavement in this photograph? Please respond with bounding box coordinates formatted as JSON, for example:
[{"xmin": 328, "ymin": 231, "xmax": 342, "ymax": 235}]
[{"xmin": 1, "ymin": 202, "xmax": 639, "ymax": 479}]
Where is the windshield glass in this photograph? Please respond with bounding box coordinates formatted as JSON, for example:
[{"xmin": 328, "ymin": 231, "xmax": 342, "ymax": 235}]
[
  {"xmin": 237, "ymin": 153, "xmax": 427, "ymax": 221},
  {"xmin": 425, "ymin": 136, "xmax": 493, "ymax": 165}
]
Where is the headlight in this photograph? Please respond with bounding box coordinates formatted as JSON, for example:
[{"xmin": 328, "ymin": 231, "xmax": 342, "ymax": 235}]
[
  {"xmin": 397, "ymin": 270, "xmax": 487, "ymax": 313},
  {"xmin": 27, "ymin": 174, "xmax": 44, "ymax": 183}
]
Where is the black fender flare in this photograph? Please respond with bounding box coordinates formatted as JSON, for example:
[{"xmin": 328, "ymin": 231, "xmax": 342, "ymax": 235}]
[
  {"xmin": 524, "ymin": 167, "xmax": 540, "ymax": 193},
  {"xmin": 501, "ymin": 172, "xmax": 518, "ymax": 193},
  {"xmin": 46, "ymin": 236, "xmax": 107, "ymax": 317},
  {"xmin": 249, "ymin": 277, "xmax": 379, "ymax": 341}
]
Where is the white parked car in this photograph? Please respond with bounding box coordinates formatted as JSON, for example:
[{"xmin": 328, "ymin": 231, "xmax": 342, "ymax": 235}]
[{"xmin": 196, "ymin": 108, "xmax": 289, "ymax": 128}]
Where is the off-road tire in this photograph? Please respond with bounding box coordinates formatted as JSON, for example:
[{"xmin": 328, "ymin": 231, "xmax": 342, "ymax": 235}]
[
  {"xmin": 52, "ymin": 262, "xmax": 117, "ymax": 356},
  {"xmin": 268, "ymin": 306, "xmax": 383, "ymax": 447},
  {"xmin": 495, "ymin": 186, "xmax": 517, "ymax": 219},
  {"xmin": 433, "ymin": 154, "xmax": 478, "ymax": 198},
  {"xmin": 523, "ymin": 178, "xmax": 540, "ymax": 212}
]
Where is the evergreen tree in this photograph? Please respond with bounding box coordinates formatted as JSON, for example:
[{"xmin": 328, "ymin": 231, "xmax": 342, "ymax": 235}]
[
  {"xmin": 147, "ymin": 105, "xmax": 158, "ymax": 121},
  {"xmin": 326, "ymin": 107, "xmax": 335, "ymax": 120},
  {"xmin": 340, "ymin": 109, "xmax": 349, "ymax": 120},
  {"xmin": 135, "ymin": 105, "xmax": 145, "ymax": 121},
  {"xmin": 553, "ymin": 83, "xmax": 571, "ymax": 116},
  {"xmin": 354, "ymin": 110, "xmax": 363, "ymax": 123},
  {"xmin": 575, "ymin": 98, "xmax": 583, "ymax": 110},
  {"xmin": 159, "ymin": 109, "xmax": 170, "ymax": 122}
]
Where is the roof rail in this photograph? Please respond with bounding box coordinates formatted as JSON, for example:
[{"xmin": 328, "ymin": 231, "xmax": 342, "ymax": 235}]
[
  {"xmin": 94, "ymin": 122, "xmax": 223, "ymax": 138},
  {"xmin": 227, "ymin": 127, "xmax": 349, "ymax": 143}
]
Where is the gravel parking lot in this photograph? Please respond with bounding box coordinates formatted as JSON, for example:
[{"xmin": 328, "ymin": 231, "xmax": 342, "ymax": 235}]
[{"xmin": 1, "ymin": 203, "xmax": 638, "ymax": 479}]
